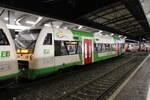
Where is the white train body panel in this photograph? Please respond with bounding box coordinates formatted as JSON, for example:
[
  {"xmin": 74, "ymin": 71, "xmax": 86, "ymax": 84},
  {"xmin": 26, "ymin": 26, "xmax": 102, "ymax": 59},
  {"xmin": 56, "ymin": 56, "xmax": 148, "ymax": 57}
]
[
  {"xmin": 32, "ymin": 27, "xmax": 80, "ymax": 69},
  {"xmin": 0, "ymin": 22, "xmax": 18, "ymax": 80},
  {"xmin": 54, "ymin": 54, "xmax": 80, "ymax": 65},
  {"xmin": 32, "ymin": 27, "xmax": 54, "ymax": 69}
]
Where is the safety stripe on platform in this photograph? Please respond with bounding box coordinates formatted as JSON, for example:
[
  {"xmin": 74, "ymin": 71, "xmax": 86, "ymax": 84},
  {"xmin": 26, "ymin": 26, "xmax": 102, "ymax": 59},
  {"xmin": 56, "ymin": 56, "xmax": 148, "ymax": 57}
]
[
  {"xmin": 108, "ymin": 54, "xmax": 150, "ymax": 100},
  {"xmin": 146, "ymin": 85, "xmax": 150, "ymax": 100}
]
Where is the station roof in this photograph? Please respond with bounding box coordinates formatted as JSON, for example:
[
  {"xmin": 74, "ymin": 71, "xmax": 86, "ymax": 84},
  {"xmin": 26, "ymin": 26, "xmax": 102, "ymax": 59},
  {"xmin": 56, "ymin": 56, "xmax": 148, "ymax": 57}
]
[{"xmin": 0, "ymin": 0, "xmax": 150, "ymax": 40}]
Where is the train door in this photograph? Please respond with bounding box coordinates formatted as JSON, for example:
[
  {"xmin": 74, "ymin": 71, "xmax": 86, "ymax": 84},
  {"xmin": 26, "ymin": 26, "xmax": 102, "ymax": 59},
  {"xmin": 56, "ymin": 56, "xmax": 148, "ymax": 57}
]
[
  {"xmin": 0, "ymin": 24, "xmax": 18, "ymax": 80},
  {"xmin": 84, "ymin": 39, "xmax": 92, "ymax": 64},
  {"xmin": 116, "ymin": 43, "xmax": 120, "ymax": 56}
]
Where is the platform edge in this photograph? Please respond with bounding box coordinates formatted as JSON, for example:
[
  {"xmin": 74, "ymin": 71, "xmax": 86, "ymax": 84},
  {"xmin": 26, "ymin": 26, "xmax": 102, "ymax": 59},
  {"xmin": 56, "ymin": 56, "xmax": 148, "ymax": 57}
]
[{"xmin": 108, "ymin": 54, "xmax": 150, "ymax": 100}]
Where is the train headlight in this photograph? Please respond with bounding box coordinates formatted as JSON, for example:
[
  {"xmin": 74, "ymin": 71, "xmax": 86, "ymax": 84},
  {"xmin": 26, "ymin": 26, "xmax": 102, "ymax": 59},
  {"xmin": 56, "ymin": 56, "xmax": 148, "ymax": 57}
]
[
  {"xmin": 17, "ymin": 49, "xmax": 21, "ymax": 54},
  {"xmin": 17, "ymin": 49, "xmax": 32, "ymax": 54},
  {"xmin": 21, "ymin": 49, "xmax": 29, "ymax": 54}
]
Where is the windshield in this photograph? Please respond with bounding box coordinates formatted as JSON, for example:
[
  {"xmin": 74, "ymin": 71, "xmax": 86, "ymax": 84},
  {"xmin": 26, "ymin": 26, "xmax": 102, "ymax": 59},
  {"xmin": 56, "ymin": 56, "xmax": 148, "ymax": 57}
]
[{"xmin": 15, "ymin": 29, "xmax": 41, "ymax": 49}]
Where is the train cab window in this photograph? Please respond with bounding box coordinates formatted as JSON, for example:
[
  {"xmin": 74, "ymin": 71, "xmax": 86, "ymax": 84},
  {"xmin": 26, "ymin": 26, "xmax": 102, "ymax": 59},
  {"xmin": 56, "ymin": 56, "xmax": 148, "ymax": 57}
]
[
  {"xmin": 43, "ymin": 33, "xmax": 52, "ymax": 45},
  {"xmin": 0, "ymin": 29, "xmax": 9, "ymax": 45}
]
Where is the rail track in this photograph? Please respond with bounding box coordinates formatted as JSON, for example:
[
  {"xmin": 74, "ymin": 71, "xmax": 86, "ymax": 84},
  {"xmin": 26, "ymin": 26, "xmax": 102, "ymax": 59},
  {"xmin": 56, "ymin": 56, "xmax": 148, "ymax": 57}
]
[
  {"xmin": 55, "ymin": 55, "xmax": 145, "ymax": 100},
  {"xmin": 0, "ymin": 52, "xmax": 147, "ymax": 100}
]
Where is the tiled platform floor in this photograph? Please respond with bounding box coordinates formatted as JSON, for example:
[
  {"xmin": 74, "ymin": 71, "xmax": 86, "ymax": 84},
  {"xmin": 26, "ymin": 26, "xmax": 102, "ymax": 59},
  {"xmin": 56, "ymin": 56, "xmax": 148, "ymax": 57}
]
[{"xmin": 113, "ymin": 55, "xmax": 150, "ymax": 100}]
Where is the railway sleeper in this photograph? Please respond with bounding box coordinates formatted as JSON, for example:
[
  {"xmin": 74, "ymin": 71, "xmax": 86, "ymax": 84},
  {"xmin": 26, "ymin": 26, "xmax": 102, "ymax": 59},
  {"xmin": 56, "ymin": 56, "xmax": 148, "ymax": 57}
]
[
  {"xmin": 91, "ymin": 82, "xmax": 112, "ymax": 89},
  {"xmin": 95, "ymin": 80, "xmax": 116, "ymax": 85},
  {"xmin": 96, "ymin": 79, "xmax": 116, "ymax": 83},
  {"xmin": 74, "ymin": 91, "xmax": 100, "ymax": 99},
  {"xmin": 71, "ymin": 94, "xmax": 98, "ymax": 100},
  {"xmin": 81, "ymin": 87, "xmax": 103, "ymax": 94},
  {"xmin": 86, "ymin": 85, "xmax": 110, "ymax": 92},
  {"xmin": 70, "ymin": 92, "xmax": 94, "ymax": 100},
  {"xmin": 94, "ymin": 81, "xmax": 114, "ymax": 87}
]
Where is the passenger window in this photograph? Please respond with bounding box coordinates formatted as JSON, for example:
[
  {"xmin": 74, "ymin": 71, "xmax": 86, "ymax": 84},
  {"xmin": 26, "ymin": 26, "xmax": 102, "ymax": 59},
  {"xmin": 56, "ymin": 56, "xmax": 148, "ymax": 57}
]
[
  {"xmin": 94, "ymin": 43, "xmax": 98, "ymax": 53},
  {"xmin": 54, "ymin": 40, "xmax": 68, "ymax": 56},
  {"xmin": 0, "ymin": 29, "xmax": 9, "ymax": 45},
  {"xmin": 77, "ymin": 42, "xmax": 82, "ymax": 54},
  {"xmin": 65, "ymin": 41, "xmax": 80, "ymax": 55},
  {"xmin": 54, "ymin": 41, "xmax": 61, "ymax": 56},
  {"xmin": 54, "ymin": 40, "xmax": 80, "ymax": 56},
  {"xmin": 43, "ymin": 33, "xmax": 52, "ymax": 45}
]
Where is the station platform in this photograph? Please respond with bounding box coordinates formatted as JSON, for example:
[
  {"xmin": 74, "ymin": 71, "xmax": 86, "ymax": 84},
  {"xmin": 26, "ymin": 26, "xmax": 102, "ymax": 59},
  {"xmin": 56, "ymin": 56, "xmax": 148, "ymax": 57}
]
[{"xmin": 109, "ymin": 54, "xmax": 150, "ymax": 100}]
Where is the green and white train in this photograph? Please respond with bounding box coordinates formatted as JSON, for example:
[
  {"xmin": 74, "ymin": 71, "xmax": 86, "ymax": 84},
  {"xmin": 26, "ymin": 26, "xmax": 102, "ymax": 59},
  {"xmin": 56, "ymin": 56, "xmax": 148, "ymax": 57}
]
[
  {"xmin": 0, "ymin": 22, "xmax": 19, "ymax": 81},
  {"xmin": 16, "ymin": 25, "xmax": 125, "ymax": 79},
  {"xmin": 0, "ymin": 22, "xmax": 125, "ymax": 81}
]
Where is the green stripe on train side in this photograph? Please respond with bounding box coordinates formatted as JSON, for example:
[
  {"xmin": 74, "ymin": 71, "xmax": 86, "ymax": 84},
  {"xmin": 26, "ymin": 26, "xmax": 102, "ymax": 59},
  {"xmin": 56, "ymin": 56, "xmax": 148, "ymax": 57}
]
[
  {"xmin": 113, "ymin": 37, "xmax": 121, "ymax": 40},
  {"xmin": 27, "ymin": 61, "xmax": 82, "ymax": 79},
  {"xmin": 27, "ymin": 52, "xmax": 120, "ymax": 79},
  {"xmin": 94, "ymin": 52, "xmax": 117, "ymax": 62},
  {"xmin": 0, "ymin": 72, "xmax": 19, "ymax": 80},
  {"xmin": 71, "ymin": 30, "xmax": 93, "ymax": 41}
]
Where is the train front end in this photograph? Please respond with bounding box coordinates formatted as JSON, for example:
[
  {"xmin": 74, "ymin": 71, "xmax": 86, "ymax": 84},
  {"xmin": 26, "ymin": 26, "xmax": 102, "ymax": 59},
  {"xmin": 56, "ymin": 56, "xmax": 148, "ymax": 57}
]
[
  {"xmin": 0, "ymin": 22, "xmax": 19, "ymax": 85},
  {"xmin": 15, "ymin": 29, "xmax": 41, "ymax": 79}
]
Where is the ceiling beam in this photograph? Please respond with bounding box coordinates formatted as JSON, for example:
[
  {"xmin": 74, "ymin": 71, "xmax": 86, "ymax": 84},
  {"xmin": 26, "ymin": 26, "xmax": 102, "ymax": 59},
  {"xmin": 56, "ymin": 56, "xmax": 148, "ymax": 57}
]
[
  {"xmin": 123, "ymin": 29, "xmax": 143, "ymax": 33},
  {"xmin": 73, "ymin": 18, "xmax": 123, "ymax": 34},
  {"xmin": 122, "ymin": 0, "xmax": 150, "ymax": 34},
  {"xmin": 79, "ymin": 1, "xmax": 122, "ymax": 19},
  {"xmin": 102, "ymin": 14, "xmax": 133, "ymax": 25},
  {"xmin": 90, "ymin": 7, "xmax": 126, "ymax": 20},
  {"xmin": 119, "ymin": 24, "xmax": 142, "ymax": 30}
]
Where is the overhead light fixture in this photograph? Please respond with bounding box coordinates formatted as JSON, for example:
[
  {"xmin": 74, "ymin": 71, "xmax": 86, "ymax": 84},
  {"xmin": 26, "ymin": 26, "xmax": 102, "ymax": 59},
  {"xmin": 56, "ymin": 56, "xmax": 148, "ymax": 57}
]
[
  {"xmin": 4, "ymin": 17, "xmax": 16, "ymax": 21},
  {"xmin": 99, "ymin": 33, "xmax": 102, "ymax": 36},
  {"xmin": 4, "ymin": 17, "xmax": 9, "ymax": 21},
  {"xmin": 64, "ymin": 27, "xmax": 68, "ymax": 29},
  {"xmin": 56, "ymin": 25, "xmax": 60, "ymax": 28},
  {"xmin": 14, "ymin": 29, "xmax": 22, "ymax": 32},
  {"xmin": 32, "ymin": 16, "xmax": 43, "ymax": 26},
  {"xmin": 25, "ymin": 21, "xmax": 35, "ymax": 25},
  {"xmin": 15, "ymin": 34, "xmax": 19, "ymax": 38},
  {"xmin": 119, "ymin": 35, "xmax": 122, "ymax": 37},
  {"xmin": 124, "ymin": 36, "xmax": 127, "ymax": 39},
  {"xmin": 44, "ymin": 24, "xmax": 50, "ymax": 27},
  {"xmin": 6, "ymin": 24, "xmax": 30, "ymax": 30},
  {"xmin": 98, "ymin": 30, "xmax": 103, "ymax": 33},
  {"xmin": 78, "ymin": 25, "xmax": 83, "ymax": 29},
  {"xmin": 111, "ymin": 33, "xmax": 114, "ymax": 36},
  {"xmin": 105, "ymin": 34, "xmax": 109, "ymax": 37}
]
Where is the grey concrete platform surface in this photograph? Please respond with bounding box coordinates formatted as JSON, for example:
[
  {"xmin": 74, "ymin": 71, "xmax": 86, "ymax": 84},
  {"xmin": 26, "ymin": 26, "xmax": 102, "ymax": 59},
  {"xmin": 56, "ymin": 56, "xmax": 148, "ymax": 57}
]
[{"xmin": 109, "ymin": 54, "xmax": 150, "ymax": 100}]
